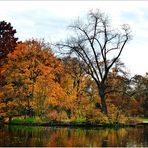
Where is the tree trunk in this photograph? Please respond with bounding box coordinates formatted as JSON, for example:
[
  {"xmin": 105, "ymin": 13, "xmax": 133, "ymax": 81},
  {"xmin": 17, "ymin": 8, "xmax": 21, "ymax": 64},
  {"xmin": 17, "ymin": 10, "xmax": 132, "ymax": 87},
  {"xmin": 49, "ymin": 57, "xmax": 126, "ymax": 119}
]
[
  {"xmin": 9, "ymin": 116, "xmax": 12, "ymax": 123},
  {"xmin": 27, "ymin": 97, "xmax": 30, "ymax": 116},
  {"xmin": 99, "ymin": 86, "xmax": 108, "ymax": 115}
]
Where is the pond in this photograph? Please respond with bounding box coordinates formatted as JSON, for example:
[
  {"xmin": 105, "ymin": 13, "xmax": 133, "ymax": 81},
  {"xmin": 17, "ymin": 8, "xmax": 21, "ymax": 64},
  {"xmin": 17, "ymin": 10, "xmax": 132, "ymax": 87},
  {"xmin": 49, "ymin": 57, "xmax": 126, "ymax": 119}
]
[{"xmin": 0, "ymin": 125, "xmax": 148, "ymax": 147}]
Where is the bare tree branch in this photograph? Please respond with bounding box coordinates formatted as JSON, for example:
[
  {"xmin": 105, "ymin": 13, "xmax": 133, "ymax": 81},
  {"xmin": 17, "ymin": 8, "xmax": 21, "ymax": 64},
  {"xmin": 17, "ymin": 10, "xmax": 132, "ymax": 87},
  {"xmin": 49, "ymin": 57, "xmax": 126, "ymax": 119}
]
[{"xmin": 56, "ymin": 9, "xmax": 131, "ymax": 114}]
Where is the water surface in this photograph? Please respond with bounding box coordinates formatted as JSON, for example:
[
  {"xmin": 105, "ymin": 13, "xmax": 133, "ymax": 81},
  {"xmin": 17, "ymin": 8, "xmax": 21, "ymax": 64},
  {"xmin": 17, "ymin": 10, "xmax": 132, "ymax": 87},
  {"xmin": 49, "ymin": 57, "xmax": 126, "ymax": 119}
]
[{"xmin": 0, "ymin": 125, "xmax": 148, "ymax": 147}]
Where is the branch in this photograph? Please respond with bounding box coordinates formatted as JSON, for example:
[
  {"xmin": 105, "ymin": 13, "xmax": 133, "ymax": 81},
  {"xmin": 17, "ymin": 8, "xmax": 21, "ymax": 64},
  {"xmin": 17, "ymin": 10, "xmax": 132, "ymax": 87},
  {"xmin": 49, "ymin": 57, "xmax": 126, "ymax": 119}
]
[{"xmin": 70, "ymin": 24, "xmax": 103, "ymax": 81}]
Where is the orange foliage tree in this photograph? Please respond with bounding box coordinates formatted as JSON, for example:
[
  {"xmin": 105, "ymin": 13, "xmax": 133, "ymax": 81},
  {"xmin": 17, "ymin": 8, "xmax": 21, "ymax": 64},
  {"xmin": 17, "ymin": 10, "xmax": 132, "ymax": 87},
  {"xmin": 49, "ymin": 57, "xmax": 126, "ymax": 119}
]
[
  {"xmin": 0, "ymin": 40, "xmax": 65, "ymax": 120},
  {"xmin": 60, "ymin": 57, "xmax": 100, "ymax": 121}
]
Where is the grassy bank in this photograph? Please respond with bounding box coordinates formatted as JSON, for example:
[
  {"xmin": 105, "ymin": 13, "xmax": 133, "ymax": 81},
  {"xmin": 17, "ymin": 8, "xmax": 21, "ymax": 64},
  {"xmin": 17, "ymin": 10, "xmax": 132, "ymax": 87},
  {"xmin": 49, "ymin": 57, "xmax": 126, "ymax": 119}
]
[
  {"xmin": 4, "ymin": 117, "xmax": 147, "ymax": 128},
  {"xmin": 143, "ymin": 118, "xmax": 148, "ymax": 123}
]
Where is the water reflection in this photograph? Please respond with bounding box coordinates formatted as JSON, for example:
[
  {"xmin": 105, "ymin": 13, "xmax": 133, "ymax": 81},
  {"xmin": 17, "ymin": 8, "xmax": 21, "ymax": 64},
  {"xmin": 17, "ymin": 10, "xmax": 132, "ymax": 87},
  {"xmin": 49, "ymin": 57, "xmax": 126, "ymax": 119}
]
[{"xmin": 0, "ymin": 125, "xmax": 148, "ymax": 147}]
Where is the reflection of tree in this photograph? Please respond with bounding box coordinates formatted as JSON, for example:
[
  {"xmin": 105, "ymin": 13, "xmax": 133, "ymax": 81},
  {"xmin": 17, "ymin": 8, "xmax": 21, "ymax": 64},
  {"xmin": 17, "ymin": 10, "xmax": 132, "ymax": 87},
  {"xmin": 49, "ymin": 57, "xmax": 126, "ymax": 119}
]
[
  {"xmin": 101, "ymin": 140, "xmax": 107, "ymax": 147},
  {"xmin": 0, "ymin": 126, "xmax": 147, "ymax": 147},
  {"xmin": 143, "ymin": 127, "xmax": 148, "ymax": 146}
]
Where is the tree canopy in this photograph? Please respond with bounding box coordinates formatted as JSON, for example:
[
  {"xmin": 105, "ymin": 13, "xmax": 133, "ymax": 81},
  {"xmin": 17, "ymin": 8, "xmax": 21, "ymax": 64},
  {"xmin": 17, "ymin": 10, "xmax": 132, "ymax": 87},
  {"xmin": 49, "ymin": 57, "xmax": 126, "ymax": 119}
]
[{"xmin": 0, "ymin": 20, "xmax": 18, "ymax": 64}]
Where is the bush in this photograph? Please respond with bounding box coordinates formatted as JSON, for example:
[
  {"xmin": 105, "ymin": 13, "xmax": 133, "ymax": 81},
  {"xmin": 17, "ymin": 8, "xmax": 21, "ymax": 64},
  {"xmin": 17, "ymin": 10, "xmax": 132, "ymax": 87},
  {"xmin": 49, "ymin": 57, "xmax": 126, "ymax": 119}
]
[
  {"xmin": 48, "ymin": 110, "xmax": 58, "ymax": 121},
  {"xmin": 74, "ymin": 117, "xmax": 86, "ymax": 123},
  {"xmin": 58, "ymin": 111, "xmax": 69, "ymax": 121},
  {"xmin": 107, "ymin": 104, "xmax": 126, "ymax": 124},
  {"xmin": 127, "ymin": 117, "xmax": 142, "ymax": 124},
  {"xmin": 87, "ymin": 110, "xmax": 109, "ymax": 124},
  {"xmin": 48, "ymin": 110, "xmax": 69, "ymax": 122},
  {"xmin": 118, "ymin": 114, "xmax": 128, "ymax": 124}
]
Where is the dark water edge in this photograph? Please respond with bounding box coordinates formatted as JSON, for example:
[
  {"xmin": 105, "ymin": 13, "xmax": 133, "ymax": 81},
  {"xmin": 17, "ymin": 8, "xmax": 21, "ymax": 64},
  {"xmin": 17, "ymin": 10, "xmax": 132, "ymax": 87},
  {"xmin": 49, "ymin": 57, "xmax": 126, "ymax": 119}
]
[
  {"xmin": 0, "ymin": 124, "xmax": 148, "ymax": 147},
  {"xmin": 4, "ymin": 121, "xmax": 144, "ymax": 128}
]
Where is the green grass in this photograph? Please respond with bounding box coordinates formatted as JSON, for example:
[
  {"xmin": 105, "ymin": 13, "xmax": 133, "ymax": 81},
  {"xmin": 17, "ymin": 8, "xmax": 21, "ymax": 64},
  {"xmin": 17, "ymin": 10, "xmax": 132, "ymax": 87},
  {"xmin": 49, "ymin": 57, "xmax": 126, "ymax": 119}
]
[
  {"xmin": 11, "ymin": 117, "xmax": 36, "ymax": 124},
  {"xmin": 143, "ymin": 118, "xmax": 148, "ymax": 123}
]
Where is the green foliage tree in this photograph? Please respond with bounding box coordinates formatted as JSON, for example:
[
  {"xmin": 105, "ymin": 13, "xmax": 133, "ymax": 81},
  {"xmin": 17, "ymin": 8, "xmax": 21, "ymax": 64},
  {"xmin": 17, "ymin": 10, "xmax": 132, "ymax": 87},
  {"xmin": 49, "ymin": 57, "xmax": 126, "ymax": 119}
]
[{"xmin": 131, "ymin": 74, "xmax": 148, "ymax": 117}]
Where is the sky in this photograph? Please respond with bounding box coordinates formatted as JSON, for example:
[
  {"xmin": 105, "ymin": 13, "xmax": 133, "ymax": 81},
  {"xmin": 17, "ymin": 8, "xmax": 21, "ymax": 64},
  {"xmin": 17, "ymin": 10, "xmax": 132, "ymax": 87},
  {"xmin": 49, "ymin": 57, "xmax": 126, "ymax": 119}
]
[{"xmin": 1, "ymin": 1, "xmax": 148, "ymax": 76}]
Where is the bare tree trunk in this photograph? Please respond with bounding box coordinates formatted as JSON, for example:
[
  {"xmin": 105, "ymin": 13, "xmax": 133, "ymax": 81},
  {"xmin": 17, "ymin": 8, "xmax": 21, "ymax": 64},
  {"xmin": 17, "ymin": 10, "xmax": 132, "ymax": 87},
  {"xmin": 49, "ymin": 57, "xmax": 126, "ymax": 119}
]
[{"xmin": 99, "ymin": 85, "xmax": 108, "ymax": 114}]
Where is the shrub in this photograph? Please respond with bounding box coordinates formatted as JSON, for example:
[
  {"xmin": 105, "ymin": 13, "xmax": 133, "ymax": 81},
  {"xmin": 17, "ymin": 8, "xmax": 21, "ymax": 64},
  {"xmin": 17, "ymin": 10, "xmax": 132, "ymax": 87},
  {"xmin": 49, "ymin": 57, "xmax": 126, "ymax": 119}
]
[
  {"xmin": 58, "ymin": 111, "xmax": 69, "ymax": 121},
  {"xmin": 48, "ymin": 110, "xmax": 59, "ymax": 121},
  {"xmin": 85, "ymin": 109, "xmax": 109, "ymax": 124},
  {"xmin": 118, "ymin": 114, "xmax": 128, "ymax": 124},
  {"xmin": 74, "ymin": 117, "xmax": 86, "ymax": 123},
  {"xmin": 127, "ymin": 117, "xmax": 142, "ymax": 124},
  {"xmin": 107, "ymin": 104, "xmax": 124, "ymax": 124}
]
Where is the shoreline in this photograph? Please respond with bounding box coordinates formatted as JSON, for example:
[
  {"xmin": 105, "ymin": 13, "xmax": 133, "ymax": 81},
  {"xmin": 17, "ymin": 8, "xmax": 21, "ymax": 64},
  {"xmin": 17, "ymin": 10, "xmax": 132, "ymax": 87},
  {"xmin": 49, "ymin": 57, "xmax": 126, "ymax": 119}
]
[{"xmin": 2, "ymin": 121, "xmax": 147, "ymax": 128}]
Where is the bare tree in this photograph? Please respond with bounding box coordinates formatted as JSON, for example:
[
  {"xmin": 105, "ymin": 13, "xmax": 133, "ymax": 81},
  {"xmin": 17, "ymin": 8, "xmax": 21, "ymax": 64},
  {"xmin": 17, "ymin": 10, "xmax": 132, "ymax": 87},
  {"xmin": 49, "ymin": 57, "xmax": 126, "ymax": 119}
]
[{"xmin": 57, "ymin": 9, "xmax": 131, "ymax": 114}]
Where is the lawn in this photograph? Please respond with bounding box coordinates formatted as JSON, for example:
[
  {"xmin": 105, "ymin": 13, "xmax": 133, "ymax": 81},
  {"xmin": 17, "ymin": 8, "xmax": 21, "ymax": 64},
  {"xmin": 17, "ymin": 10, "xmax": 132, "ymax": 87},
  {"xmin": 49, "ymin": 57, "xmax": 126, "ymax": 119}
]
[{"xmin": 143, "ymin": 118, "xmax": 148, "ymax": 123}]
